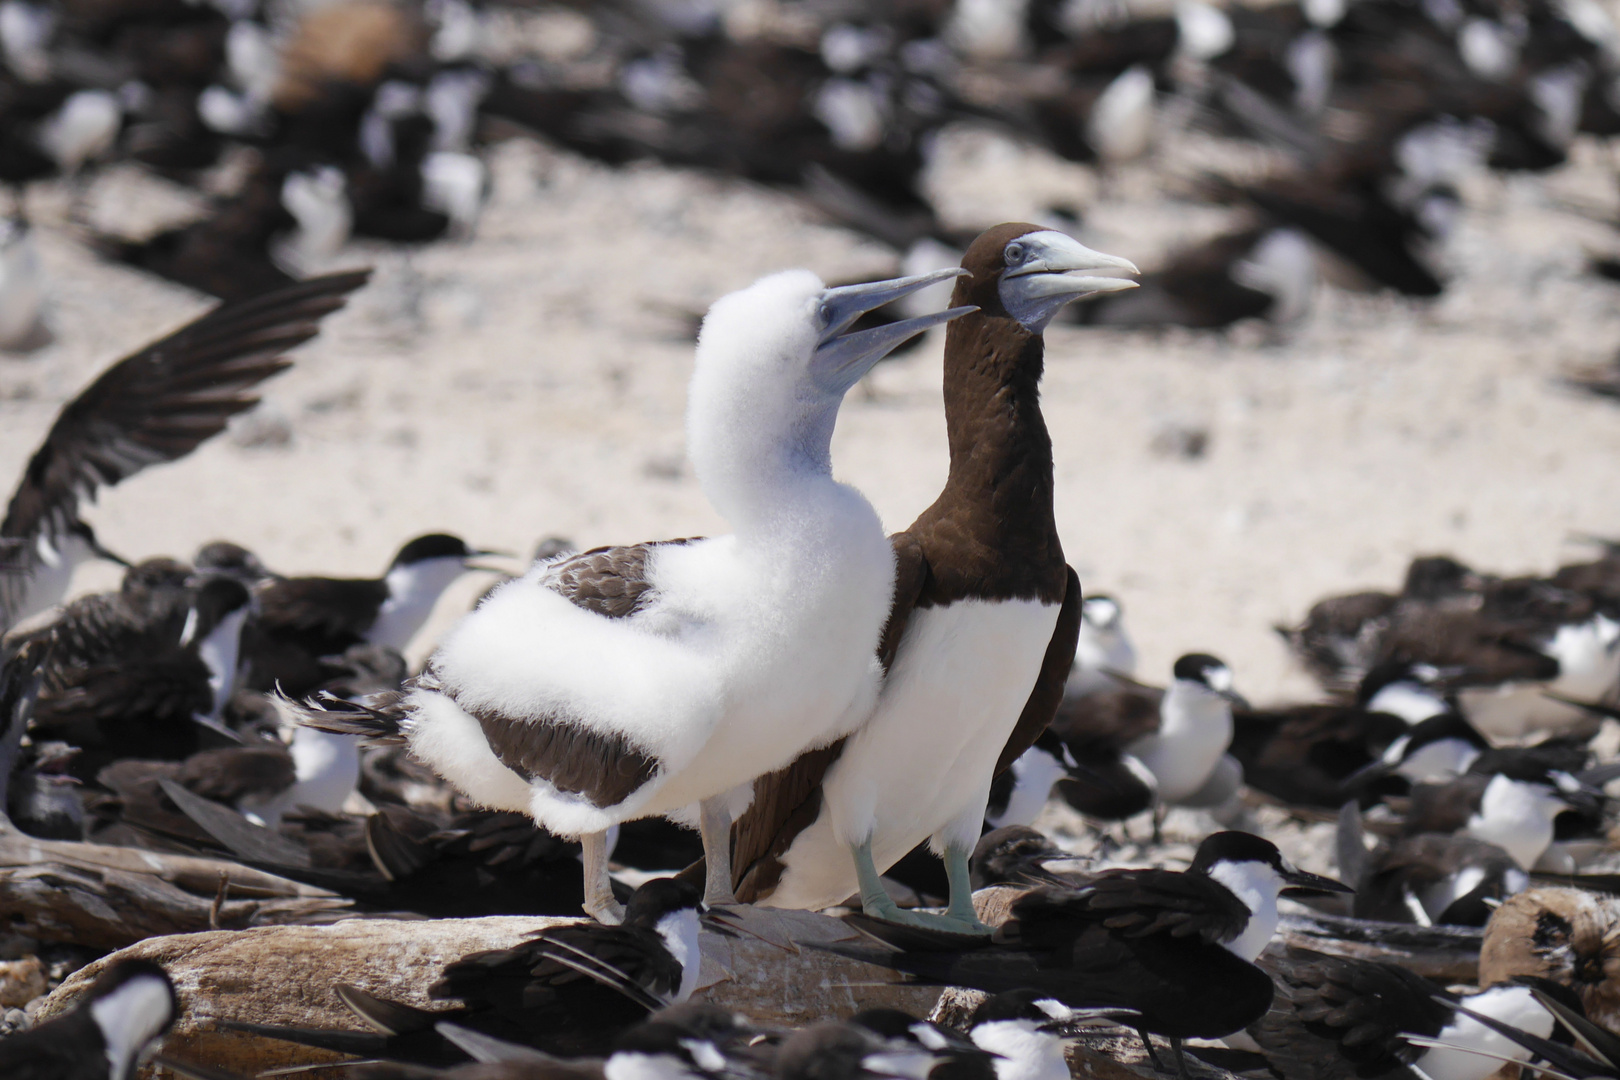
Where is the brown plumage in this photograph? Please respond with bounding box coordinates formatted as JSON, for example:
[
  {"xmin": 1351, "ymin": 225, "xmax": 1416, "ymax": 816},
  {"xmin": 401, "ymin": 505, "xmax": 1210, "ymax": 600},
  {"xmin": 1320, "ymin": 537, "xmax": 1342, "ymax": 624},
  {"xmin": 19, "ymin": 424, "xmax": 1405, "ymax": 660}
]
[
  {"xmin": 730, "ymin": 223, "xmax": 1083, "ymax": 901},
  {"xmin": 1480, "ymin": 886, "xmax": 1620, "ymax": 1032},
  {"xmin": 273, "ymin": 1, "xmax": 427, "ymax": 112},
  {"xmin": 541, "ymin": 540, "xmax": 701, "ymax": 621}
]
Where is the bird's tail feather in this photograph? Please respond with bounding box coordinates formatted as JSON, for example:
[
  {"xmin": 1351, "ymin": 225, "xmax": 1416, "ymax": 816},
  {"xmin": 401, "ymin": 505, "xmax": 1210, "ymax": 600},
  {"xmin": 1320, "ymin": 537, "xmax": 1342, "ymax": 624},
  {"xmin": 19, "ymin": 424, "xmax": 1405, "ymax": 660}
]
[
  {"xmin": 842, "ymin": 912, "xmax": 994, "ymax": 951},
  {"xmin": 216, "ymin": 1018, "xmax": 388, "ymax": 1057},
  {"xmin": 276, "ymin": 688, "xmax": 409, "ymax": 745},
  {"xmin": 336, "ymin": 984, "xmax": 442, "ymax": 1035}
]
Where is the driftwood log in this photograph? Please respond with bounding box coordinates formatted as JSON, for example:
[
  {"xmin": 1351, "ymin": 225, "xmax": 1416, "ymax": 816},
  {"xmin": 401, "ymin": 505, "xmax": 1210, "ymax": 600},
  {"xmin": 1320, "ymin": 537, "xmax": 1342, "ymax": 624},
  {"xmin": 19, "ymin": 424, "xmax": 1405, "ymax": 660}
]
[
  {"xmin": 34, "ymin": 881, "xmax": 1489, "ymax": 1076},
  {"xmin": 40, "ymin": 906, "xmax": 945, "ymax": 1074},
  {"xmin": 0, "ymin": 831, "xmax": 351, "ymax": 950},
  {"xmin": 1275, "ymin": 910, "xmax": 1482, "ymax": 983}
]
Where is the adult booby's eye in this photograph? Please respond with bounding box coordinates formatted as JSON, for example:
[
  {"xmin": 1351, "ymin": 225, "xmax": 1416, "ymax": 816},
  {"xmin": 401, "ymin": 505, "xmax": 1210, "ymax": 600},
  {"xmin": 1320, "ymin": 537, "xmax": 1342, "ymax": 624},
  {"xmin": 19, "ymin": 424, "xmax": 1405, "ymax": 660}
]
[{"xmin": 1005, "ymin": 241, "xmax": 1025, "ymax": 264}]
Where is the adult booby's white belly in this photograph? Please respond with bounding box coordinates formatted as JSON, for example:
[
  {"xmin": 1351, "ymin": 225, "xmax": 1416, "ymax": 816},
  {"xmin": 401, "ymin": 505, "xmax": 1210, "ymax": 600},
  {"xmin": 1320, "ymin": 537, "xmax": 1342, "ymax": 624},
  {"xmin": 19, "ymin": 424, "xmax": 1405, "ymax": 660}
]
[{"xmin": 761, "ymin": 597, "xmax": 1060, "ymax": 911}]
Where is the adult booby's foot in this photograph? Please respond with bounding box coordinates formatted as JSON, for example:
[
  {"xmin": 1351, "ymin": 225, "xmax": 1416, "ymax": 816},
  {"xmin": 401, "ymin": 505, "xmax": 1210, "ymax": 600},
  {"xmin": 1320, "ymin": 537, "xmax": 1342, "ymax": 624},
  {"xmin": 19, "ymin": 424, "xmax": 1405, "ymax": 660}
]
[
  {"xmin": 581, "ymin": 829, "xmax": 625, "ymax": 924},
  {"xmin": 851, "ymin": 838, "xmax": 990, "ymax": 936},
  {"xmin": 940, "ymin": 839, "xmax": 993, "ymax": 935}
]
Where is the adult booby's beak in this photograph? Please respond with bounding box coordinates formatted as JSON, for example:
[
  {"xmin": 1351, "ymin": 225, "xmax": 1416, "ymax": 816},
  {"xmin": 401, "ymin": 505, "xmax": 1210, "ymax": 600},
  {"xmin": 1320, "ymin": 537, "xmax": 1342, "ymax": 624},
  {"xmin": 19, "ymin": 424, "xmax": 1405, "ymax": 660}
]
[
  {"xmin": 1002, "ymin": 231, "xmax": 1141, "ymax": 306},
  {"xmin": 1280, "ymin": 864, "xmax": 1354, "ymax": 898},
  {"xmin": 812, "ymin": 269, "xmax": 976, "ymax": 395}
]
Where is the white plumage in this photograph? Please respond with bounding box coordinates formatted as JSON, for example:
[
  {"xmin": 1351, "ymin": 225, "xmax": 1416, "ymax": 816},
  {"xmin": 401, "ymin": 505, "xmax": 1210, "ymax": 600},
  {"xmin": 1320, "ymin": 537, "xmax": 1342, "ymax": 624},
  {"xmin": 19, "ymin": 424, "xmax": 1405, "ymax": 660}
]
[
  {"xmin": 763, "ymin": 598, "xmax": 1061, "ymax": 911},
  {"xmin": 391, "ymin": 266, "xmax": 970, "ymax": 918},
  {"xmin": 1066, "ymin": 594, "xmax": 1136, "ymax": 697},
  {"xmin": 1128, "ymin": 667, "xmax": 1236, "ymax": 803}
]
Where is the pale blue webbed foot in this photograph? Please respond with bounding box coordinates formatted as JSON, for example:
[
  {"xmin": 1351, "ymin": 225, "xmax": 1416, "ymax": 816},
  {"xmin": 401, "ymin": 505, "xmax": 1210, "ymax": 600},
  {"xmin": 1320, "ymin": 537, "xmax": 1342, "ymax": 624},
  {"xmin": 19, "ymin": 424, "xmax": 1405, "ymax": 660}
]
[{"xmin": 850, "ymin": 837, "xmax": 991, "ymax": 937}]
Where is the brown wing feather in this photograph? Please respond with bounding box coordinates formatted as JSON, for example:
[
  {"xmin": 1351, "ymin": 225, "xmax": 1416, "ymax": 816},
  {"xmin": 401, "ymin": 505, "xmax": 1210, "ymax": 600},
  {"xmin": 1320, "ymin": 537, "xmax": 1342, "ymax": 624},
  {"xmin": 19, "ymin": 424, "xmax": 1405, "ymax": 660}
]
[
  {"xmin": 538, "ymin": 539, "xmax": 700, "ymax": 619},
  {"xmin": 455, "ymin": 693, "xmax": 659, "ymax": 809},
  {"xmin": 2, "ymin": 271, "xmax": 370, "ymax": 543},
  {"xmin": 730, "ymin": 532, "xmax": 930, "ymax": 900},
  {"xmin": 1051, "ymin": 681, "xmax": 1164, "ymax": 751},
  {"xmin": 994, "ymin": 565, "xmax": 1081, "ymax": 775}
]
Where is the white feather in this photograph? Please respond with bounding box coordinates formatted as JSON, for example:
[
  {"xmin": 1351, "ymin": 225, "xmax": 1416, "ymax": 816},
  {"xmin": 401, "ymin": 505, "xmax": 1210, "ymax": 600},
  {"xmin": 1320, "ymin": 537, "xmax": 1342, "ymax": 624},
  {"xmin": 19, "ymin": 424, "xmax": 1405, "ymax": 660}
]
[
  {"xmin": 1207, "ymin": 859, "xmax": 1285, "ymax": 961},
  {"xmin": 404, "ymin": 270, "xmax": 895, "ymax": 839},
  {"xmin": 0, "ymin": 0, "xmax": 52, "ymax": 82},
  {"xmin": 1231, "ymin": 228, "xmax": 1316, "ymax": 325},
  {"xmin": 972, "ymin": 1020, "xmax": 1070, "ymax": 1080},
  {"xmin": 1457, "ymin": 18, "xmax": 1519, "ymax": 81},
  {"xmin": 89, "ymin": 975, "xmax": 173, "ymax": 1080},
  {"xmin": 946, "ymin": 0, "xmax": 1031, "ymax": 60},
  {"xmin": 654, "ymin": 907, "xmax": 703, "ymax": 1002},
  {"xmin": 276, "ymin": 167, "xmax": 351, "ymax": 274},
  {"xmin": 988, "ymin": 745, "xmax": 1067, "ymax": 830},
  {"xmin": 763, "ymin": 599, "xmax": 1060, "ymax": 910},
  {"xmin": 1176, "ymin": 1, "xmax": 1234, "ymax": 60},
  {"xmin": 1068, "ymin": 595, "xmax": 1136, "ymax": 696},
  {"xmin": 1127, "ymin": 676, "xmax": 1233, "ymax": 802},
  {"xmin": 813, "ymin": 78, "xmax": 886, "ymax": 153},
  {"xmin": 1416, "ymin": 986, "xmax": 1552, "ymax": 1080},
  {"xmin": 369, "ymin": 554, "xmax": 476, "ymax": 651},
  {"xmin": 0, "ymin": 219, "xmax": 43, "ymax": 350},
  {"xmin": 421, "ymin": 151, "xmax": 489, "ymax": 236},
  {"xmin": 1086, "ymin": 65, "xmax": 1155, "ymax": 162},
  {"xmin": 242, "ymin": 727, "xmax": 361, "ymax": 827},
  {"xmin": 1466, "ymin": 775, "xmax": 1566, "ymax": 869},
  {"xmin": 37, "ymin": 89, "xmax": 120, "ymax": 173}
]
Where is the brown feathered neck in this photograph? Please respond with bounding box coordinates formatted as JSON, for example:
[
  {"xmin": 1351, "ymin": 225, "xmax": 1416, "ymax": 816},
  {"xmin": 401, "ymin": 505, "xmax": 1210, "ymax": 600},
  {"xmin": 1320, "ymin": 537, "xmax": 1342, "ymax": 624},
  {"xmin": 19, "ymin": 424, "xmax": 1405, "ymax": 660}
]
[{"xmin": 909, "ymin": 223, "xmax": 1064, "ymax": 606}]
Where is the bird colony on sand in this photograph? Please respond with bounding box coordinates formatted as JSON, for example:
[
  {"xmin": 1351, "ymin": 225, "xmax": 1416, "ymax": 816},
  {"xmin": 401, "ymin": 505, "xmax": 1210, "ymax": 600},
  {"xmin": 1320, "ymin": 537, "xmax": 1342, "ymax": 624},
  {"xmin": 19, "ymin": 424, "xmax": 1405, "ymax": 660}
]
[
  {"xmin": 2, "ymin": 209, "xmax": 1620, "ymax": 1080},
  {"xmin": 9, "ymin": 0, "xmax": 1620, "ymax": 356},
  {"xmin": 5, "ymin": 0, "xmax": 1620, "ymax": 1078}
]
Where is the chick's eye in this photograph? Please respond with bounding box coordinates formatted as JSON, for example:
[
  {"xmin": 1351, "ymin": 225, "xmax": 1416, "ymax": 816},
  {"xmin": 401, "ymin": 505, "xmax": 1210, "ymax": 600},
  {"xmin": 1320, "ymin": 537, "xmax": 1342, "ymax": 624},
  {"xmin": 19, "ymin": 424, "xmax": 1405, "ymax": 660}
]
[{"xmin": 819, "ymin": 301, "xmax": 834, "ymax": 326}]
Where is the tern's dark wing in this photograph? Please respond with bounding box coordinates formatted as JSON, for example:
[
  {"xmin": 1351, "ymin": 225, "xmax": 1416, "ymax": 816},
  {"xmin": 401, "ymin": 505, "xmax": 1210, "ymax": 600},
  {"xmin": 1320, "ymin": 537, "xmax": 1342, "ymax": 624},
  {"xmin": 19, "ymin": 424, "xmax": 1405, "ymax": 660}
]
[
  {"xmin": 1051, "ymin": 682, "xmax": 1164, "ymax": 753},
  {"xmin": 1375, "ymin": 608, "xmax": 1559, "ymax": 685},
  {"xmin": 1020, "ymin": 871, "xmax": 1252, "ymax": 946},
  {"xmin": 1257, "ymin": 947, "xmax": 1451, "ymax": 1075},
  {"xmin": 254, "ymin": 576, "xmax": 391, "ymax": 641},
  {"xmin": 1, "ymin": 271, "xmax": 369, "ymax": 545},
  {"xmin": 432, "ymin": 923, "xmax": 679, "ymax": 1032},
  {"xmin": 1230, "ymin": 703, "xmax": 1408, "ymax": 807},
  {"xmin": 827, "ymin": 910, "xmax": 1272, "ymax": 1039}
]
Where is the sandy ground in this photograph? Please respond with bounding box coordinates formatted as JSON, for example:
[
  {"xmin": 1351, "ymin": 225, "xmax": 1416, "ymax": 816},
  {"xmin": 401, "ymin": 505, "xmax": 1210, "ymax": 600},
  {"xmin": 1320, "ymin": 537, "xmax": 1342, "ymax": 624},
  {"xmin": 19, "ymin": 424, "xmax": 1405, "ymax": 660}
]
[{"xmin": 4, "ymin": 120, "xmax": 1620, "ymax": 708}]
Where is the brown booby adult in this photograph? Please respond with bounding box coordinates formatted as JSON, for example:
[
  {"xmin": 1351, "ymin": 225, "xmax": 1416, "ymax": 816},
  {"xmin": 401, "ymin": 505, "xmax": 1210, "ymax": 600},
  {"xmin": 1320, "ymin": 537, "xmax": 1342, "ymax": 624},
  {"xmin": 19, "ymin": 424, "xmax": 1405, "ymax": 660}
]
[
  {"xmin": 727, "ymin": 223, "xmax": 1138, "ymax": 933},
  {"xmin": 292, "ymin": 266, "xmax": 975, "ymax": 923}
]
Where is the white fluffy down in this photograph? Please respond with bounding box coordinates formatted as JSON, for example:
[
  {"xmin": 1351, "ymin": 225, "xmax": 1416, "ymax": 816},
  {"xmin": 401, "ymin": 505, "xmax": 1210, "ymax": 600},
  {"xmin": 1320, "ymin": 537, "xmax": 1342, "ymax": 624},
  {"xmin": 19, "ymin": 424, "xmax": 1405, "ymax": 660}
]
[{"xmin": 404, "ymin": 269, "xmax": 896, "ymax": 838}]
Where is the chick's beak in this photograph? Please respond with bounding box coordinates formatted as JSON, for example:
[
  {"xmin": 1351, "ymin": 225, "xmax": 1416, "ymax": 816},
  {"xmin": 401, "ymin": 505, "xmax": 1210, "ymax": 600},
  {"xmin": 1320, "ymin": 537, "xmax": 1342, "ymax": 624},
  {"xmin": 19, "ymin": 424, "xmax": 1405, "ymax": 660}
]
[{"xmin": 811, "ymin": 268, "xmax": 976, "ymax": 394}]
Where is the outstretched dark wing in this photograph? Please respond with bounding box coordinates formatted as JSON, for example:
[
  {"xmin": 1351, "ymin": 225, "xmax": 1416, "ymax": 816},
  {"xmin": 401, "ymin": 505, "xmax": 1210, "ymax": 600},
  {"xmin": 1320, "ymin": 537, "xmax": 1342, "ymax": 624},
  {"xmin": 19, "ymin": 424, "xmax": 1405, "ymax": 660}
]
[{"xmin": 1, "ymin": 270, "xmax": 370, "ymax": 544}]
